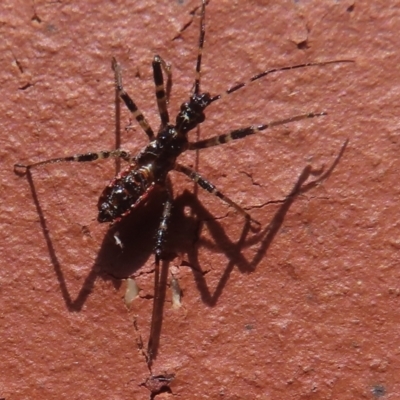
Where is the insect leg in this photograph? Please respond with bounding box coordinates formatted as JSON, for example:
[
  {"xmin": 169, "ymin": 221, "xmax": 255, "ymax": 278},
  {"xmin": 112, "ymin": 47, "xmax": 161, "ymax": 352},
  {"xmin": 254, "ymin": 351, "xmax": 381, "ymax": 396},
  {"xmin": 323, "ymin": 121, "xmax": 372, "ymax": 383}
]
[
  {"xmin": 154, "ymin": 189, "xmax": 173, "ymax": 261},
  {"xmin": 14, "ymin": 149, "xmax": 132, "ymax": 170},
  {"xmin": 188, "ymin": 112, "xmax": 326, "ymax": 150},
  {"xmin": 175, "ymin": 163, "xmax": 259, "ymax": 224},
  {"xmin": 152, "ymin": 55, "xmax": 172, "ymax": 126},
  {"xmin": 112, "ymin": 57, "xmax": 155, "ymax": 141},
  {"xmin": 147, "ymin": 188, "xmax": 173, "ymax": 363}
]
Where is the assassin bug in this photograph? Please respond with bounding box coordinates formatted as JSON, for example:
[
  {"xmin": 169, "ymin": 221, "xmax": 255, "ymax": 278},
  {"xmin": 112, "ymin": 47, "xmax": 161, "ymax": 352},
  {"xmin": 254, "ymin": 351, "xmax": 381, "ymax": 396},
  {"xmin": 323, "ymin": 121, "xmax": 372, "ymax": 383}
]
[{"xmin": 15, "ymin": 2, "xmax": 351, "ymax": 271}]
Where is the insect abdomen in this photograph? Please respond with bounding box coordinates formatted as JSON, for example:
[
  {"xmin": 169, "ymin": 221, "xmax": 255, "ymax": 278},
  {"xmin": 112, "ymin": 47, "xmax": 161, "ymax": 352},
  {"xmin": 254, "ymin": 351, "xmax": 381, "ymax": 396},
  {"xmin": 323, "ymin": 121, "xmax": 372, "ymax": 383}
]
[{"xmin": 97, "ymin": 165, "xmax": 154, "ymax": 223}]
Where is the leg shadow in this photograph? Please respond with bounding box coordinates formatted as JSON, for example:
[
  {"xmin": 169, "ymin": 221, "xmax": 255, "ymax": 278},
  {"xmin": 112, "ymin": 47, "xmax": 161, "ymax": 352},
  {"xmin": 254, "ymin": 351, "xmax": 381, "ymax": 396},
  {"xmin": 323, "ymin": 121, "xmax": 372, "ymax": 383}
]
[
  {"xmin": 24, "ymin": 168, "xmax": 166, "ymax": 311},
  {"xmin": 171, "ymin": 139, "xmax": 349, "ymax": 306}
]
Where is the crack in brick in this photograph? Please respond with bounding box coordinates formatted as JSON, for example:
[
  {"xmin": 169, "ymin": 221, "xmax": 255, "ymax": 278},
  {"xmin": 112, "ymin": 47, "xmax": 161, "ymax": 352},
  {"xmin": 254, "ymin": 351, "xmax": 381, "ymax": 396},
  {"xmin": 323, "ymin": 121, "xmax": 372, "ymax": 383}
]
[{"xmin": 239, "ymin": 170, "xmax": 262, "ymax": 187}]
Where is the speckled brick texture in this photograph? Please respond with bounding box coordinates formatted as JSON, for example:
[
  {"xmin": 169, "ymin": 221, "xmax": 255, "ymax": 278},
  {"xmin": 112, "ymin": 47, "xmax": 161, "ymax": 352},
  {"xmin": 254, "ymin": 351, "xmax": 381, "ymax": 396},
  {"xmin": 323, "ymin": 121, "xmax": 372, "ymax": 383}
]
[{"xmin": 1, "ymin": 0, "xmax": 399, "ymax": 399}]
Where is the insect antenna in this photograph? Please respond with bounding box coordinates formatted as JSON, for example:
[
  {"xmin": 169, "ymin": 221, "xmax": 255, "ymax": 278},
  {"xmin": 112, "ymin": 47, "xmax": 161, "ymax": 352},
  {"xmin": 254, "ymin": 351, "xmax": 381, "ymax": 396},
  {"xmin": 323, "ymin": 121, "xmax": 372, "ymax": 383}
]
[
  {"xmin": 209, "ymin": 59, "xmax": 354, "ymax": 104},
  {"xmin": 194, "ymin": 0, "xmax": 207, "ymax": 95}
]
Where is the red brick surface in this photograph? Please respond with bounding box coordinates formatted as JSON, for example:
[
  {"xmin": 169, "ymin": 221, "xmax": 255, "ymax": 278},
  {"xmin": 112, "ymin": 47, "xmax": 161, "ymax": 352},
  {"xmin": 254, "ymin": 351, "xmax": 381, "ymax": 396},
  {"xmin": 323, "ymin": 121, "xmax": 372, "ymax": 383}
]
[{"xmin": 1, "ymin": 0, "xmax": 399, "ymax": 399}]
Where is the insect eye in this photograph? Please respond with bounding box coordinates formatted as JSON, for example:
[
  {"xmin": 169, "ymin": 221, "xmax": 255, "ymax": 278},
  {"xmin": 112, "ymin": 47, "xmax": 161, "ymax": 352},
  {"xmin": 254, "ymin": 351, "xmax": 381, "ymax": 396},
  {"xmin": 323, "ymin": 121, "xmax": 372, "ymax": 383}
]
[{"xmin": 180, "ymin": 102, "xmax": 190, "ymax": 112}]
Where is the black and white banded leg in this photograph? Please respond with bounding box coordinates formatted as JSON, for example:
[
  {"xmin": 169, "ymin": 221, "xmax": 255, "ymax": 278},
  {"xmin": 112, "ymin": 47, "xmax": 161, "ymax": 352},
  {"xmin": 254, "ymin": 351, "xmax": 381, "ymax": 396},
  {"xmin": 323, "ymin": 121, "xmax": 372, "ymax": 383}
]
[
  {"xmin": 112, "ymin": 57, "xmax": 155, "ymax": 141},
  {"xmin": 175, "ymin": 163, "xmax": 259, "ymax": 224},
  {"xmin": 187, "ymin": 112, "xmax": 326, "ymax": 150},
  {"xmin": 154, "ymin": 188, "xmax": 174, "ymax": 264},
  {"xmin": 152, "ymin": 55, "xmax": 172, "ymax": 126},
  {"xmin": 14, "ymin": 148, "xmax": 132, "ymax": 170}
]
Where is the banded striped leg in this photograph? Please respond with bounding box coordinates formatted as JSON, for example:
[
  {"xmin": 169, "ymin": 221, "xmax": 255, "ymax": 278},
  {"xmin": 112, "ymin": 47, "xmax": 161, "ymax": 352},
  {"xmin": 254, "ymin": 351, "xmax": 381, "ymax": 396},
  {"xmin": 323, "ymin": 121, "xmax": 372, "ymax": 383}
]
[
  {"xmin": 148, "ymin": 189, "xmax": 172, "ymax": 363},
  {"xmin": 188, "ymin": 112, "xmax": 326, "ymax": 150},
  {"xmin": 14, "ymin": 149, "xmax": 132, "ymax": 170},
  {"xmin": 194, "ymin": 0, "xmax": 206, "ymax": 94},
  {"xmin": 154, "ymin": 189, "xmax": 173, "ymax": 261},
  {"xmin": 112, "ymin": 57, "xmax": 155, "ymax": 141},
  {"xmin": 152, "ymin": 55, "xmax": 172, "ymax": 126},
  {"xmin": 175, "ymin": 163, "xmax": 259, "ymax": 224}
]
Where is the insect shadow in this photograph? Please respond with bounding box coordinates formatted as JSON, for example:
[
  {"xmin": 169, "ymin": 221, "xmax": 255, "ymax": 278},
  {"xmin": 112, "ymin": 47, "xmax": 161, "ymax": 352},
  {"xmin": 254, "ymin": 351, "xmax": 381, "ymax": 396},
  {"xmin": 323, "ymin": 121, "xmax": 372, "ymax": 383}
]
[
  {"xmin": 182, "ymin": 140, "xmax": 348, "ymax": 305},
  {"xmin": 21, "ymin": 136, "xmax": 346, "ymax": 363},
  {"xmin": 22, "ymin": 168, "xmax": 167, "ymax": 311},
  {"xmin": 139, "ymin": 138, "xmax": 348, "ymax": 361},
  {"xmin": 16, "ymin": 0, "xmax": 351, "ymax": 366}
]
